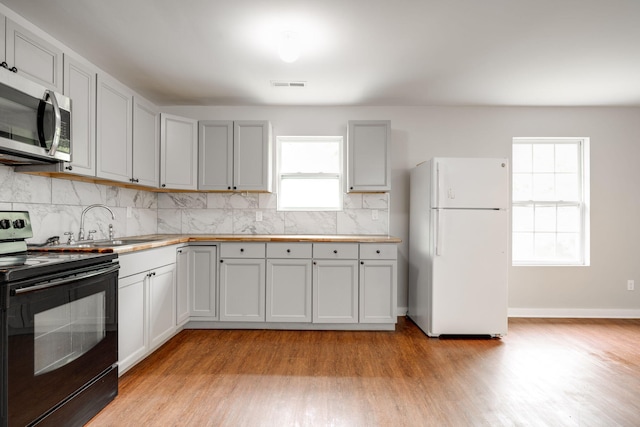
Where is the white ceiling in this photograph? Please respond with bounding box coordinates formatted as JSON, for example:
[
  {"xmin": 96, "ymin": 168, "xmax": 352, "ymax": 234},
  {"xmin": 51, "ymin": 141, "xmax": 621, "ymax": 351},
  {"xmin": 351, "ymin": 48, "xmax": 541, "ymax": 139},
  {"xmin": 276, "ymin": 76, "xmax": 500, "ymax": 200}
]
[{"xmin": 3, "ymin": 0, "xmax": 640, "ymax": 107}]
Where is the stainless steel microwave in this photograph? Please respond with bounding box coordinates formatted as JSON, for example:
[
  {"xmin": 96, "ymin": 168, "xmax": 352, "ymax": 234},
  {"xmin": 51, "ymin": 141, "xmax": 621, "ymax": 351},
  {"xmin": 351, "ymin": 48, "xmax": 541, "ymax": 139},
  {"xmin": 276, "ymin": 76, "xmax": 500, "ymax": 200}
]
[{"xmin": 0, "ymin": 70, "xmax": 71, "ymax": 165}]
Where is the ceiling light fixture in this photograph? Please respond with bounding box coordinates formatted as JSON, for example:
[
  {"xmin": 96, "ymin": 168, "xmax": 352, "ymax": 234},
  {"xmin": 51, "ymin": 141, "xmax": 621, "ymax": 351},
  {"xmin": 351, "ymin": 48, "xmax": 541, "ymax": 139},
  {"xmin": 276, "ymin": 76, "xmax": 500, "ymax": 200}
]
[{"xmin": 278, "ymin": 31, "xmax": 301, "ymax": 63}]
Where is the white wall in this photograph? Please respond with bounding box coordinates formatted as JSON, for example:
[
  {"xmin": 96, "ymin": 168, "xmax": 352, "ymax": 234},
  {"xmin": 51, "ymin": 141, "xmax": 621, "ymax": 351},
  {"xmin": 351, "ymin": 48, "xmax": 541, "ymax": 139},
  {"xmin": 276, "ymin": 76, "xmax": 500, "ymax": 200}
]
[{"xmin": 166, "ymin": 105, "xmax": 640, "ymax": 316}]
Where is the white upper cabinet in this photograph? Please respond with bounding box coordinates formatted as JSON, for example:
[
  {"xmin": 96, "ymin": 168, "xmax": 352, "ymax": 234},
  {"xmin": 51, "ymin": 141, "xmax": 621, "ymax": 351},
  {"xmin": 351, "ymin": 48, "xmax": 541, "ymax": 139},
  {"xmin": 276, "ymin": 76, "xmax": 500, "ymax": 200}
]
[
  {"xmin": 234, "ymin": 121, "xmax": 272, "ymax": 192},
  {"xmin": 96, "ymin": 74, "xmax": 133, "ymax": 183},
  {"xmin": 133, "ymin": 97, "xmax": 160, "ymax": 187},
  {"xmin": 160, "ymin": 113, "xmax": 198, "ymax": 190},
  {"xmin": 347, "ymin": 120, "xmax": 391, "ymax": 192},
  {"xmin": 198, "ymin": 121, "xmax": 233, "ymax": 191},
  {"xmin": 0, "ymin": 15, "xmax": 5, "ymax": 63},
  {"xmin": 62, "ymin": 55, "xmax": 96, "ymax": 177},
  {"xmin": 199, "ymin": 120, "xmax": 272, "ymax": 192},
  {"xmin": 4, "ymin": 18, "xmax": 63, "ymax": 92}
]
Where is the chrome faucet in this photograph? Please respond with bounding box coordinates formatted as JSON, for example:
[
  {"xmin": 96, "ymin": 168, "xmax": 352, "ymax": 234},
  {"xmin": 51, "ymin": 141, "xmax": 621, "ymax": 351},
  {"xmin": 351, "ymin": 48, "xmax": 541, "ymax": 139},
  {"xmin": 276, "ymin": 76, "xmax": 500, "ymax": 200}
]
[{"xmin": 79, "ymin": 204, "xmax": 115, "ymax": 241}]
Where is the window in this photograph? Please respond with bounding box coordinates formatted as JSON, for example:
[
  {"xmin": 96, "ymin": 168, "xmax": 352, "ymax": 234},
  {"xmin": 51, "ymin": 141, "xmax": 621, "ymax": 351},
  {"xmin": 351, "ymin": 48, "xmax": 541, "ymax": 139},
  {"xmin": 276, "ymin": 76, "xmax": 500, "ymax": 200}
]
[
  {"xmin": 512, "ymin": 138, "xmax": 590, "ymax": 265},
  {"xmin": 276, "ymin": 136, "xmax": 343, "ymax": 211}
]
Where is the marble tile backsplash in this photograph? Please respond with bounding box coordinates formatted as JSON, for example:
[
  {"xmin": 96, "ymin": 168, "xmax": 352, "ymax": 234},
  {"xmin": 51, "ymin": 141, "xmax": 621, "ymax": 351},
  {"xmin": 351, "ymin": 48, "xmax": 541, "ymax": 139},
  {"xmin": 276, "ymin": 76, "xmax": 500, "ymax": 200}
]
[{"xmin": 0, "ymin": 166, "xmax": 389, "ymax": 243}]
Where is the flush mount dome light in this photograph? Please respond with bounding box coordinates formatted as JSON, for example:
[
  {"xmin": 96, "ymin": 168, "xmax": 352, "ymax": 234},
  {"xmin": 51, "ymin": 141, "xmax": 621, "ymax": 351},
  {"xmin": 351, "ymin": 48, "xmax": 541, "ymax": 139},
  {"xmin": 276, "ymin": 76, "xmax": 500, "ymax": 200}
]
[{"xmin": 278, "ymin": 31, "xmax": 300, "ymax": 63}]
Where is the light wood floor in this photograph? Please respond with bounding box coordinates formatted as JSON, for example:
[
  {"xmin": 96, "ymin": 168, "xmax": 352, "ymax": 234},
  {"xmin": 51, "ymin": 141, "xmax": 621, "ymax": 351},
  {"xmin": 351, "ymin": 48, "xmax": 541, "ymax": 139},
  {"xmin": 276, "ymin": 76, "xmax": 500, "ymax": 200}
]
[{"xmin": 87, "ymin": 317, "xmax": 640, "ymax": 426}]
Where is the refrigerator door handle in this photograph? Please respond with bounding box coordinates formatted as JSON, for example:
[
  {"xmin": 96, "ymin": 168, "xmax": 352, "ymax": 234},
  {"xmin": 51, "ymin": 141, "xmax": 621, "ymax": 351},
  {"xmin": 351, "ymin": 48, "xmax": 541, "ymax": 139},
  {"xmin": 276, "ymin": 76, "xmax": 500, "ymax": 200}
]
[
  {"xmin": 435, "ymin": 209, "xmax": 442, "ymax": 256},
  {"xmin": 435, "ymin": 161, "xmax": 441, "ymax": 206}
]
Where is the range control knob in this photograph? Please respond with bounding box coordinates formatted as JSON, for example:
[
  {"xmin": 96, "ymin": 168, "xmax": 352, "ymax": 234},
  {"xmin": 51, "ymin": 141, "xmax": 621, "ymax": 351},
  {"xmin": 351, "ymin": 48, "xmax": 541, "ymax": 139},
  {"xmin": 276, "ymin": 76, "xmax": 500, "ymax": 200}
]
[
  {"xmin": 0, "ymin": 219, "xmax": 11, "ymax": 229},
  {"xmin": 13, "ymin": 219, "xmax": 26, "ymax": 229}
]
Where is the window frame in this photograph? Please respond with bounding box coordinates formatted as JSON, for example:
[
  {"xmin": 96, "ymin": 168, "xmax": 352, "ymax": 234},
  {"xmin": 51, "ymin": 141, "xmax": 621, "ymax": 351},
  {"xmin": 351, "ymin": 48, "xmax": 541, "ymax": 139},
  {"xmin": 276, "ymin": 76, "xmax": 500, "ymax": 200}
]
[
  {"xmin": 276, "ymin": 135, "xmax": 344, "ymax": 212},
  {"xmin": 512, "ymin": 137, "xmax": 590, "ymax": 266}
]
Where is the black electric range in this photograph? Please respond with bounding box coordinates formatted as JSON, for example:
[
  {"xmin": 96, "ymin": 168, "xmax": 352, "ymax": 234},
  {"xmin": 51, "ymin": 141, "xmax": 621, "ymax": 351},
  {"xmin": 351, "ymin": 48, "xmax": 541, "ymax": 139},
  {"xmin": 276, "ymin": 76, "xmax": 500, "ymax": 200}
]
[{"xmin": 1, "ymin": 210, "xmax": 119, "ymax": 427}]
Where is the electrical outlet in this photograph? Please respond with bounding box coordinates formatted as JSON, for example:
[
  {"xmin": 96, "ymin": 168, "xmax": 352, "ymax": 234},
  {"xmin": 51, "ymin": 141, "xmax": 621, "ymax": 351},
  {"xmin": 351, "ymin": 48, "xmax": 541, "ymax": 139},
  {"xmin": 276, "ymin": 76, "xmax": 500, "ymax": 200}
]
[
  {"xmin": 627, "ymin": 280, "xmax": 635, "ymax": 291},
  {"xmin": 256, "ymin": 211, "xmax": 263, "ymax": 222},
  {"xmin": 371, "ymin": 210, "xmax": 379, "ymax": 220}
]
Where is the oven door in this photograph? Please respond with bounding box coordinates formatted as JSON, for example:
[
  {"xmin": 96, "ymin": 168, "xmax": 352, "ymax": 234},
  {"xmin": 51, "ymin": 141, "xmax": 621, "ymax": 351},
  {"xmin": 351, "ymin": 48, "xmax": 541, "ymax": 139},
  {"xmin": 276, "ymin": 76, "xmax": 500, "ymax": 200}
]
[{"xmin": 6, "ymin": 264, "xmax": 118, "ymax": 426}]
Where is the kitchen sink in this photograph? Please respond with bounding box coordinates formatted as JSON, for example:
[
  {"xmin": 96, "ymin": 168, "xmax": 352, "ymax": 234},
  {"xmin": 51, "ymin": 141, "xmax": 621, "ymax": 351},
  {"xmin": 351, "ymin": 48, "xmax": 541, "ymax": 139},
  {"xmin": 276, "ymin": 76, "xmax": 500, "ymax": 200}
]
[
  {"xmin": 90, "ymin": 239, "xmax": 153, "ymax": 247},
  {"xmin": 35, "ymin": 238, "xmax": 158, "ymax": 249}
]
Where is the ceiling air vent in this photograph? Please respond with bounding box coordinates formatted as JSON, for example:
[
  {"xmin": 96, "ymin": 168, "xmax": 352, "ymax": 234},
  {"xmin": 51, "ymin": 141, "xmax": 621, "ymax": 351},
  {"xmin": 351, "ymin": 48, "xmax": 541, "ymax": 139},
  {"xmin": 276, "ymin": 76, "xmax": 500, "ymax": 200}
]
[{"xmin": 271, "ymin": 80, "xmax": 307, "ymax": 88}]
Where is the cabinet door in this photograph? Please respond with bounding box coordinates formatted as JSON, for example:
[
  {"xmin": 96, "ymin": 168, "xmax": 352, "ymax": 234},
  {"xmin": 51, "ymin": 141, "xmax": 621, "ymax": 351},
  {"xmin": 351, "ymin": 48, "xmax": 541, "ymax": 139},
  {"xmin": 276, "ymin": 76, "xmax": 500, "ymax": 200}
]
[
  {"xmin": 96, "ymin": 75, "xmax": 133, "ymax": 183},
  {"xmin": 0, "ymin": 16, "xmax": 5, "ymax": 63},
  {"xmin": 133, "ymin": 96, "xmax": 160, "ymax": 187},
  {"xmin": 118, "ymin": 272, "xmax": 147, "ymax": 375},
  {"xmin": 175, "ymin": 247, "xmax": 190, "ymax": 325},
  {"xmin": 266, "ymin": 259, "xmax": 312, "ymax": 322},
  {"xmin": 198, "ymin": 121, "xmax": 234, "ymax": 190},
  {"xmin": 148, "ymin": 263, "xmax": 176, "ymax": 350},
  {"xmin": 219, "ymin": 258, "xmax": 265, "ymax": 322},
  {"xmin": 189, "ymin": 246, "xmax": 218, "ymax": 319},
  {"xmin": 5, "ymin": 20, "xmax": 63, "ymax": 91},
  {"xmin": 359, "ymin": 260, "xmax": 397, "ymax": 323},
  {"xmin": 63, "ymin": 56, "xmax": 96, "ymax": 177},
  {"xmin": 313, "ymin": 260, "xmax": 358, "ymax": 323},
  {"xmin": 234, "ymin": 121, "xmax": 272, "ymax": 192},
  {"xmin": 160, "ymin": 113, "xmax": 198, "ymax": 190},
  {"xmin": 347, "ymin": 120, "xmax": 391, "ymax": 192}
]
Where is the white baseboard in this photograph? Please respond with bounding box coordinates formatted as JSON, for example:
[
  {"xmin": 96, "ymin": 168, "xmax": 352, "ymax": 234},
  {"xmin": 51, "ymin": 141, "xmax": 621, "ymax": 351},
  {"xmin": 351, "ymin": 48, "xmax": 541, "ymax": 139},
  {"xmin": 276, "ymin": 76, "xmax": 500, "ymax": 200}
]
[{"xmin": 508, "ymin": 307, "xmax": 640, "ymax": 319}]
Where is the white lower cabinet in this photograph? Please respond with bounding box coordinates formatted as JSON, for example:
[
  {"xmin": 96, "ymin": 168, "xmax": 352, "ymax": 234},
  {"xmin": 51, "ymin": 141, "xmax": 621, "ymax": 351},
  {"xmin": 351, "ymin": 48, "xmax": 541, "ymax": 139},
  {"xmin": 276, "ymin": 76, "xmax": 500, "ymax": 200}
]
[
  {"xmin": 148, "ymin": 264, "xmax": 176, "ymax": 349},
  {"xmin": 188, "ymin": 245, "xmax": 218, "ymax": 320},
  {"xmin": 219, "ymin": 243, "xmax": 266, "ymax": 322},
  {"xmin": 175, "ymin": 246, "xmax": 190, "ymax": 325},
  {"xmin": 313, "ymin": 244, "xmax": 359, "ymax": 323},
  {"xmin": 266, "ymin": 243, "xmax": 312, "ymax": 322},
  {"xmin": 117, "ymin": 246, "xmax": 177, "ymax": 375},
  {"xmin": 118, "ymin": 272, "xmax": 147, "ymax": 374},
  {"xmin": 359, "ymin": 244, "xmax": 397, "ymax": 323},
  {"xmin": 313, "ymin": 260, "xmax": 359, "ymax": 323},
  {"xmin": 266, "ymin": 259, "xmax": 312, "ymax": 322}
]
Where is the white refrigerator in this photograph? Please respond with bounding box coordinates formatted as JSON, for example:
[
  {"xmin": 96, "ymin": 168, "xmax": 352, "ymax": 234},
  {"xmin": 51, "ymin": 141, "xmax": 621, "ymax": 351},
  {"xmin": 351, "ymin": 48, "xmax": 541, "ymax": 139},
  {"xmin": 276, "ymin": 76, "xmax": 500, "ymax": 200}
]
[{"xmin": 408, "ymin": 157, "xmax": 509, "ymax": 337}]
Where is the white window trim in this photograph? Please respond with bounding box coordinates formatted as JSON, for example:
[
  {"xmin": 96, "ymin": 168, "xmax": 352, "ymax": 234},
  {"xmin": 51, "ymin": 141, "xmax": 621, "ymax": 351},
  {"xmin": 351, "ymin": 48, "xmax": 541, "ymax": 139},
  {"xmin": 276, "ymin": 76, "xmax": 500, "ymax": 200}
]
[
  {"xmin": 276, "ymin": 135, "xmax": 344, "ymax": 212},
  {"xmin": 512, "ymin": 137, "xmax": 591, "ymax": 267}
]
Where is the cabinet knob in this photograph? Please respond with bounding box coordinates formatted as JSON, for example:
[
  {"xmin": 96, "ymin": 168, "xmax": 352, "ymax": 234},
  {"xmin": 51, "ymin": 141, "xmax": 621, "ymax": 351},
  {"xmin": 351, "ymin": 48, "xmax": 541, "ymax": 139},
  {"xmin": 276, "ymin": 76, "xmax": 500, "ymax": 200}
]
[
  {"xmin": 376, "ymin": 250, "xmax": 381, "ymax": 254},
  {"xmin": 287, "ymin": 249, "xmax": 291, "ymax": 253},
  {"xmin": 220, "ymin": 260, "xmax": 224, "ymax": 263},
  {"xmin": 227, "ymin": 186, "xmax": 231, "ymax": 190},
  {"xmin": 161, "ymin": 184, "xmax": 166, "ymax": 188},
  {"xmin": 361, "ymin": 261, "xmax": 364, "ymax": 265},
  {"xmin": 333, "ymin": 250, "xmax": 338, "ymax": 254},
  {"xmin": 240, "ymin": 248, "xmax": 244, "ymax": 252},
  {"xmin": 65, "ymin": 165, "xmax": 73, "ymax": 171},
  {"xmin": 350, "ymin": 186, "xmax": 354, "ymax": 190},
  {"xmin": 233, "ymin": 186, "xmax": 237, "ymax": 190}
]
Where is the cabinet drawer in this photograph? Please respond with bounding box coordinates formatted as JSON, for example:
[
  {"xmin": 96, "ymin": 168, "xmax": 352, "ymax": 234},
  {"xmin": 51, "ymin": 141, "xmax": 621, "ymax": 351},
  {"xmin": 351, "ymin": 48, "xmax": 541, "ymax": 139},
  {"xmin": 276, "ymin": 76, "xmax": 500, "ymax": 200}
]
[
  {"xmin": 119, "ymin": 245, "xmax": 177, "ymax": 278},
  {"xmin": 359, "ymin": 243, "xmax": 397, "ymax": 260},
  {"xmin": 267, "ymin": 243, "xmax": 312, "ymax": 259},
  {"xmin": 313, "ymin": 243, "xmax": 359, "ymax": 259},
  {"xmin": 220, "ymin": 242, "xmax": 266, "ymax": 258}
]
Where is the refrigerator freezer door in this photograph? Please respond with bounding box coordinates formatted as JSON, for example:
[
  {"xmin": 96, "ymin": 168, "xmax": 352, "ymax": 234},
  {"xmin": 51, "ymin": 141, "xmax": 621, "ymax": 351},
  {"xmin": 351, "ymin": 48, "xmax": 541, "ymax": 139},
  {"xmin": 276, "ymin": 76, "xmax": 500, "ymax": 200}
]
[
  {"xmin": 433, "ymin": 157, "xmax": 509, "ymax": 209},
  {"xmin": 430, "ymin": 209, "xmax": 508, "ymax": 336}
]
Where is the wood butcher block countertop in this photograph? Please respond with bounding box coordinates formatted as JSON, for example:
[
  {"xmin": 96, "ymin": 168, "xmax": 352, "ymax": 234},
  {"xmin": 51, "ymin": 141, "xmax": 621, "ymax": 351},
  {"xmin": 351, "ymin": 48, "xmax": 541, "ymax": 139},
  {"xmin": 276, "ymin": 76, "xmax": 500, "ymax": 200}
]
[{"xmin": 29, "ymin": 234, "xmax": 402, "ymax": 255}]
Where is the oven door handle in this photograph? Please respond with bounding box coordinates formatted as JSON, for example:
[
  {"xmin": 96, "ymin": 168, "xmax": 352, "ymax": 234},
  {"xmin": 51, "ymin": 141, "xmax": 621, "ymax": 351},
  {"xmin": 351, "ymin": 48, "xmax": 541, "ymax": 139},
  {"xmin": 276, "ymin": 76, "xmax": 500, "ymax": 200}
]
[{"xmin": 13, "ymin": 264, "xmax": 119, "ymax": 295}]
